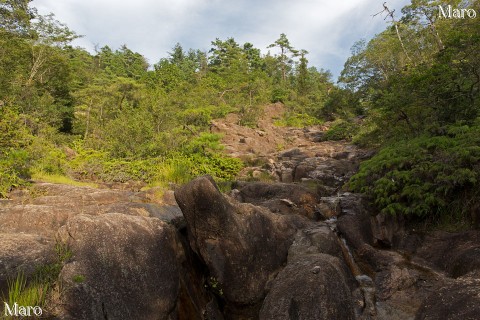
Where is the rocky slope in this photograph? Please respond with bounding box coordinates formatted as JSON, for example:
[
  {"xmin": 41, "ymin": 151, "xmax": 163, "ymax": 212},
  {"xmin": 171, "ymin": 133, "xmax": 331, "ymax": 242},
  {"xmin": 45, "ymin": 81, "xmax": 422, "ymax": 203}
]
[{"xmin": 1, "ymin": 104, "xmax": 479, "ymax": 319}]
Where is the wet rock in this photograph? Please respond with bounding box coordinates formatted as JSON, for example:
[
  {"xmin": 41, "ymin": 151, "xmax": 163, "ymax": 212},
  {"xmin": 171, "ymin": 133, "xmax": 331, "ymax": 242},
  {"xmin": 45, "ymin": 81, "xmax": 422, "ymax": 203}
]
[
  {"xmin": 259, "ymin": 254, "xmax": 356, "ymax": 320},
  {"xmin": 334, "ymin": 193, "xmax": 407, "ymax": 273},
  {"xmin": 317, "ymin": 196, "xmax": 342, "ymax": 218},
  {"xmin": 175, "ymin": 176, "xmax": 301, "ymax": 318},
  {"xmin": 293, "ymin": 163, "xmax": 316, "ymax": 182},
  {"xmin": 337, "ymin": 211, "xmax": 373, "ymax": 248},
  {"xmin": 305, "ymin": 158, "xmax": 356, "ymax": 188},
  {"xmin": 372, "ymin": 251, "xmax": 447, "ymax": 320},
  {"xmin": 54, "ymin": 213, "xmax": 180, "ymax": 320},
  {"xmin": 332, "ymin": 151, "xmax": 350, "ymax": 160},
  {"xmin": 204, "ymin": 298, "xmax": 224, "ymax": 320}
]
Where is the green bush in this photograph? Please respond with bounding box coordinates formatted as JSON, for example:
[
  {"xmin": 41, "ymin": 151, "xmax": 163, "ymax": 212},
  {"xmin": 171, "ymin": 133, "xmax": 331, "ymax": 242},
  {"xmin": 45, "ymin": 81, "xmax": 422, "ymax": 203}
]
[
  {"xmin": 154, "ymin": 154, "xmax": 194, "ymax": 186},
  {"xmin": 274, "ymin": 112, "xmax": 322, "ymax": 127},
  {"xmin": 181, "ymin": 107, "xmax": 212, "ymax": 127},
  {"xmin": 183, "ymin": 133, "xmax": 224, "ymax": 154},
  {"xmin": 100, "ymin": 158, "xmax": 158, "ymax": 183},
  {"xmin": 348, "ymin": 125, "xmax": 480, "ymax": 220},
  {"xmin": 68, "ymin": 137, "xmax": 243, "ymax": 186},
  {"xmin": 188, "ymin": 153, "xmax": 243, "ymax": 181},
  {"xmin": 68, "ymin": 143, "xmax": 159, "ymax": 183},
  {"xmin": 271, "ymin": 87, "xmax": 289, "ymax": 103},
  {"xmin": 0, "ymin": 149, "xmax": 30, "ymax": 197},
  {"xmin": 238, "ymin": 105, "xmax": 263, "ymax": 128},
  {"xmin": 154, "ymin": 151, "xmax": 243, "ymax": 187},
  {"xmin": 0, "ymin": 108, "xmax": 32, "ymax": 151},
  {"xmin": 28, "ymin": 137, "xmax": 68, "ymax": 175},
  {"xmin": 323, "ymin": 120, "xmax": 359, "ymax": 141},
  {"xmin": 68, "ymin": 144, "xmax": 109, "ymax": 180}
]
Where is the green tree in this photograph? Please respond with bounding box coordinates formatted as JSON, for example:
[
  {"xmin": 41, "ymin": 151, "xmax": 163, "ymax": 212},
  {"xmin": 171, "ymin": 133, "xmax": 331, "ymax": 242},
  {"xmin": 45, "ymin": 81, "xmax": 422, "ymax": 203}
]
[
  {"xmin": 268, "ymin": 33, "xmax": 298, "ymax": 83},
  {"xmin": 0, "ymin": 0, "xmax": 35, "ymax": 35},
  {"xmin": 296, "ymin": 49, "xmax": 309, "ymax": 95}
]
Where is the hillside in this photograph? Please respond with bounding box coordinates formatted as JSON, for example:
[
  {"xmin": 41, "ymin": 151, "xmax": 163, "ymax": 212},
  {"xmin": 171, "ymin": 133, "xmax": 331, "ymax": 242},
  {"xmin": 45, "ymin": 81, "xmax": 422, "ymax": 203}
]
[
  {"xmin": 1, "ymin": 0, "xmax": 480, "ymax": 318},
  {"xmin": 2, "ymin": 104, "xmax": 479, "ymax": 319}
]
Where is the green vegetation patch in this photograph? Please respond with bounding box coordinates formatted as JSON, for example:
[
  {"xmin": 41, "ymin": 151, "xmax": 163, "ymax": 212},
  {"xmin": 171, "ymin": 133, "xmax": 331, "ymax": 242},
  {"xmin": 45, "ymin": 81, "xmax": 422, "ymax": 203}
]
[
  {"xmin": 274, "ymin": 112, "xmax": 323, "ymax": 127},
  {"xmin": 323, "ymin": 120, "xmax": 359, "ymax": 141},
  {"xmin": 2, "ymin": 242, "xmax": 72, "ymax": 318},
  {"xmin": 349, "ymin": 124, "xmax": 480, "ymax": 221}
]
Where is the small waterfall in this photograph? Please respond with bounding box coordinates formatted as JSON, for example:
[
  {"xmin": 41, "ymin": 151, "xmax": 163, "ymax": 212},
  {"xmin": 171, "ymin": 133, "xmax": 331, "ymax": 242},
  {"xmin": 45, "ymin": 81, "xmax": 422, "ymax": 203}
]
[{"xmin": 326, "ymin": 217, "xmax": 377, "ymax": 319}]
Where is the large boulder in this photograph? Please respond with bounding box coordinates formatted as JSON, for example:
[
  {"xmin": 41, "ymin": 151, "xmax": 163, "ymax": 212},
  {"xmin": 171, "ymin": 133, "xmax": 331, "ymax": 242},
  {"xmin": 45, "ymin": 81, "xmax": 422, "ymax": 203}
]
[
  {"xmin": 259, "ymin": 254, "xmax": 356, "ymax": 320},
  {"xmin": 54, "ymin": 213, "xmax": 180, "ymax": 320},
  {"xmin": 175, "ymin": 176, "xmax": 305, "ymax": 318}
]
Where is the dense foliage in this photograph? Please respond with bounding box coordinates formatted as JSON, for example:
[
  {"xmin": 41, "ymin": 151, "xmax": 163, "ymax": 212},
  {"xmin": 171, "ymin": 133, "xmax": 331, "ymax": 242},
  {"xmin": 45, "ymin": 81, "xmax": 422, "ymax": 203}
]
[
  {"xmin": 349, "ymin": 124, "xmax": 480, "ymax": 218},
  {"xmin": 343, "ymin": 0, "xmax": 480, "ymax": 223},
  {"xmin": 0, "ymin": 1, "xmax": 333, "ymax": 194}
]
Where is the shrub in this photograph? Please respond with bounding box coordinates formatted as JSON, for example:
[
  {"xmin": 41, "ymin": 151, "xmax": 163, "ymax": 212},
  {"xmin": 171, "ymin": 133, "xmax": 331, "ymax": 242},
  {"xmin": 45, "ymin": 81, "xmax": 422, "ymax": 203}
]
[
  {"xmin": 68, "ymin": 144, "xmax": 109, "ymax": 180},
  {"xmin": 274, "ymin": 112, "xmax": 323, "ymax": 127},
  {"xmin": 323, "ymin": 120, "xmax": 359, "ymax": 141},
  {"xmin": 183, "ymin": 133, "xmax": 225, "ymax": 154},
  {"xmin": 181, "ymin": 107, "xmax": 212, "ymax": 127},
  {"xmin": 153, "ymin": 152, "xmax": 243, "ymax": 187},
  {"xmin": 0, "ymin": 108, "xmax": 32, "ymax": 151},
  {"xmin": 238, "ymin": 105, "xmax": 263, "ymax": 128},
  {"xmin": 348, "ymin": 125, "xmax": 480, "ymax": 221},
  {"xmin": 270, "ymin": 87, "xmax": 289, "ymax": 103},
  {"xmin": 188, "ymin": 153, "xmax": 243, "ymax": 181},
  {"xmin": 0, "ymin": 149, "xmax": 30, "ymax": 197},
  {"xmin": 154, "ymin": 154, "xmax": 194, "ymax": 187},
  {"xmin": 28, "ymin": 137, "xmax": 68, "ymax": 175},
  {"xmin": 100, "ymin": 158, "xmax": 158, "ymax": 183}
]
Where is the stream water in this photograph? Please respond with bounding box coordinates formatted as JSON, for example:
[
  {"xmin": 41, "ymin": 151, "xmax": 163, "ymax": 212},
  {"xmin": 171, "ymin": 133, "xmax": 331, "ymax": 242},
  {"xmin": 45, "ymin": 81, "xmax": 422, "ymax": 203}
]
[{"xmin": 325, "ymin": 217, "xmax": 377, "ymax": 319}]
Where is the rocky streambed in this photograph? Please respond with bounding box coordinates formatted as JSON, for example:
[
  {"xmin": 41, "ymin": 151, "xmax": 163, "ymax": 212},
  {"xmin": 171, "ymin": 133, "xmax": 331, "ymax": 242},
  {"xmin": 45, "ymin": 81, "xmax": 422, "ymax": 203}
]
[{"xmin": 1, "ymin": 110, "xmax": 480, "ymax": 319}]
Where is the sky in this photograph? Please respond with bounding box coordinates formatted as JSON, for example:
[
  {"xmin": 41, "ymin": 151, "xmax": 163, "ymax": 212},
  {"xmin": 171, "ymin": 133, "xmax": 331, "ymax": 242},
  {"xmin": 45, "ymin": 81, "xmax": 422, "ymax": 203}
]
[{"xmin": 31, "ymin": 0, "xmax": 411, "ymax": 79}]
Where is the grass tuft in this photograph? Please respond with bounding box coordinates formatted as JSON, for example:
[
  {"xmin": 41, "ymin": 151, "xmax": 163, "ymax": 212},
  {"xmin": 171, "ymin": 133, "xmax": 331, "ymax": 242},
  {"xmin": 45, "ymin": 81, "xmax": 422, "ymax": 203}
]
[{"xmin": 31, "ymin": 172, "xmax": 98, "ymax": 188}]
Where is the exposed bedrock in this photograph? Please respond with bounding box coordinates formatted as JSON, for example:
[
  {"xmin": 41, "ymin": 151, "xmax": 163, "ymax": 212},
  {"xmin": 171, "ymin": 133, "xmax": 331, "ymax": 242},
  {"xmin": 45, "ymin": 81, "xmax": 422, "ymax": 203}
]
[{"xmin": 175, "ymin": 176, "xmax": 361, "ymax": 319}]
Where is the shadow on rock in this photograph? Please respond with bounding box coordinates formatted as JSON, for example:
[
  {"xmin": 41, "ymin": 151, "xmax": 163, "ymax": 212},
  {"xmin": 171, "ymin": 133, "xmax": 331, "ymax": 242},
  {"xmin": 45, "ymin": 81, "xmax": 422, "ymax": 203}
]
[{"xmin": 175, "ymin": 176, "xmax": 308, "ymax": 318}]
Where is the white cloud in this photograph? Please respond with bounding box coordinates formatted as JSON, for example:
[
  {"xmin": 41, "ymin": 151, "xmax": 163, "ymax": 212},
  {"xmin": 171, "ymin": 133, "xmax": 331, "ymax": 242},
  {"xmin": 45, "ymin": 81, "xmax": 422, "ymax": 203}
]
[{"xmin": 32, "ymin": 0, "xmax": 411, "ymax": 77}]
